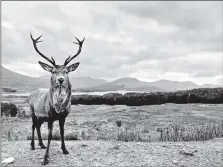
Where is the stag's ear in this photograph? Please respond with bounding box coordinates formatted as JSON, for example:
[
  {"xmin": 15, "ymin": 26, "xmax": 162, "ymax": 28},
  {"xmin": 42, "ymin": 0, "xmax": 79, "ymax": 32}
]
[
  {"xmin": 66, "ymin": 62, "xmax": 80, "ymax": 73},
  {"xmin": 38, "ymin": 61, "xmax": 53, "ymax": 72}
]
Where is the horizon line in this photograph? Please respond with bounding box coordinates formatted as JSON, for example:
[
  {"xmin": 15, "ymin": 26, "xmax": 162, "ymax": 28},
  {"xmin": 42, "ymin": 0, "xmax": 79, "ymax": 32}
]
[{"xmin": 1, "ymin": 65, "xmax": 222, "ymax": 87}]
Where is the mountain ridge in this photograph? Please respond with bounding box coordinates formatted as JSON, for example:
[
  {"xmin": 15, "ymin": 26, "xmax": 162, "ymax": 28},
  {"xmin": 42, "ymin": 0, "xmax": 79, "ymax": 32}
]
[{"xmin": 2, "ymin": 66, "xmax": 221, "ymax": 92}]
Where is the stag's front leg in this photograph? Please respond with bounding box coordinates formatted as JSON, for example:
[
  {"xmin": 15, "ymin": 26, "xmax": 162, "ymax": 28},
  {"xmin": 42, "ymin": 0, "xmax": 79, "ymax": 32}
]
[
  {"xmin": 59, "ymin": 118, "xmax": 69, "ymax": 154},
  {"xmin": 42, "ymin": 121, "xmax": 53, "ymax": 165},
  {"xmin": 36, "ymin": 122, "xmax": 46, "ymax": 149}
]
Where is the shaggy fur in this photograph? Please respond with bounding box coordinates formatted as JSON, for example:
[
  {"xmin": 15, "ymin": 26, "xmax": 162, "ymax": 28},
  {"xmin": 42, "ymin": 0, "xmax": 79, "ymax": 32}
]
[{"xmin": 28, "ymin": 86, "xmax": 71, "ymax": 118}]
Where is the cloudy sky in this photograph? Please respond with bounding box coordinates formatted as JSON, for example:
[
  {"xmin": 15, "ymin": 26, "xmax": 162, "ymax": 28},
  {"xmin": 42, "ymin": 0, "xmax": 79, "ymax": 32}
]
[{"xmin": 2, "ymin": 1, "xmax": 223, "ymax": 85}]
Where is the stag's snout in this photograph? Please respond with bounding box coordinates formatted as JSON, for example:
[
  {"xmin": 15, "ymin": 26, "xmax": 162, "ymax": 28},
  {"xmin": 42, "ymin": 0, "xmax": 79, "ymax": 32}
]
[{"xmin": 58, "ymin": 78, "xmax": 65, "ymax": 84}]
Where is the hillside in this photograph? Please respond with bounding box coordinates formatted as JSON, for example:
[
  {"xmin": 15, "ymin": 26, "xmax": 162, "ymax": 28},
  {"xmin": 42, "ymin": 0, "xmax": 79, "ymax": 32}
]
[
  {"xmin": 1, "ymin": 66, "xmax": 107, "ymax": 92},
  {"xmin": 38, "ymin": 75, "xmax": 107, "ymax": 89},
  {"xmin": 74, "ymin": 77, "xmax": 220, "ymax": 92},
  {"xmin": 201, "ymin": 84, "xmax": 220, "ymax": 88},
  {"xmin": 75, "ymin": 77, "xmax": 164, "ymax": 92},
  {"xmin": 148, "ymin": 79, "xmax": 199, "ymax": 91},
  {"xmin": 1, "ymin": 66, "xmax": 48, "ymax": 92}
]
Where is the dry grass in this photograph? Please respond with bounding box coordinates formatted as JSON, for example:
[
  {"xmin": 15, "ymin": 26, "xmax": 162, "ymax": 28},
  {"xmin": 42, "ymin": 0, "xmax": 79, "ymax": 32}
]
[
  {"xmin": 116, "ymin": 126, "xmax": 145, "ymax": 142},
  {"xmin": 158, "ymin": 119, "xmax": 223, "ymax": 142},
  {"xmin": 96, "ymin": 121, "xmax": 150, "ymax": 142},
  {"xmin": 2, "ymin": 102, "xmax": 223, "ymax": 143},
  {"xmin": 96, "ymin": 119, "xmax": 223, "ymax": 142},
  {"xmin": 1, "ymin": 120, "xmax": 21, "ymax": 142},
  {"xmin": 26, "ymin": 129, "xmax": 79, "ymax": 141},
  {"xmin": 4, "ymin": 118, "xmax": 223, "ymax": 143}
]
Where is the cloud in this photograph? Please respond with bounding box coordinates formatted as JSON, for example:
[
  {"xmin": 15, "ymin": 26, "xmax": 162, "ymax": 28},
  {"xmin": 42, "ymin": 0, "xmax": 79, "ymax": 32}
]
[
  {"xmin": 1, "ymin": 1, "xmax": 223, "ymax": 85},
  {"xmin": 118, "ymin": 1, "xmax": 223, "ymax": 52}
]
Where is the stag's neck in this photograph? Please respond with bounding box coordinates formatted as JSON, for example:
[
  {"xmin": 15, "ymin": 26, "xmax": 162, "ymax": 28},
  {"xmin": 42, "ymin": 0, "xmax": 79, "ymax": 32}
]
[{"xmin": 49, "ymin": 80, "xmax": 72, "ymax": 113}]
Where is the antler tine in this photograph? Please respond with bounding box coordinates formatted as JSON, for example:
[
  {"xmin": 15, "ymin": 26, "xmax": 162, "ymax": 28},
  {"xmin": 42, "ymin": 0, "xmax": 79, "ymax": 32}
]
[
  {"xmin": 64, "ymin": 55, "xmax": 71, "ymax": 66},
  {"xmin": 64, "ymin": 36, "xmax": 85, "ymax": 66},
  {"xmin": 36, "ymin": 34, "xmax": 43, "ymax": 42},
  {"xmin": 30, "ymin": 32, "xmax": 56, "ymax": 66},
  {"xmin": 51, "ymin": 57, "xmax": 56, "ymax": 65}
]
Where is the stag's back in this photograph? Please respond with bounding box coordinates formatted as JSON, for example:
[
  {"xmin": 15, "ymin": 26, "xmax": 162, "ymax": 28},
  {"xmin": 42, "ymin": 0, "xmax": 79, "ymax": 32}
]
[{"xmin": 28, "ymin": 88, "xmax": 51, "ymax": 117}]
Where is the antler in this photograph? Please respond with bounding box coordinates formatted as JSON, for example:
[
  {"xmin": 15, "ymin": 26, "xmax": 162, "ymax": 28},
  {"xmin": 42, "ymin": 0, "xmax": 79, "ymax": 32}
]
[
  {"xmin": 30, "ymin": 33, "xmax": 56, "ymax": 66},
  {"xmin": 64, "ymin": 36, "xmax": 85, "ymax": 66}
]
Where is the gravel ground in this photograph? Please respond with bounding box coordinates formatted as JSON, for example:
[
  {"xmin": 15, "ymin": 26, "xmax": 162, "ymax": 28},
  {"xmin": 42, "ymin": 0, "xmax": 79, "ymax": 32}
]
[{"xmin": 2, "ymin": 138, "xmax": 223, "ymax": 167}]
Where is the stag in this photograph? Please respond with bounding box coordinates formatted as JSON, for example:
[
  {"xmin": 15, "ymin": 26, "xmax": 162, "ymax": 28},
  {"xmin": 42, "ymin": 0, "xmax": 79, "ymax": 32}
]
[{"xmin": 28, "ymin": 33, "xmax": 85, "ymax": 165}]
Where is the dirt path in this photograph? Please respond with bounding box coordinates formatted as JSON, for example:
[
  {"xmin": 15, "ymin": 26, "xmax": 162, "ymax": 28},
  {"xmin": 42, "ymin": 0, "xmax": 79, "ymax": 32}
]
[{"xmin": 2, "ymin": 138, "xmax": 223, "ymax": 167}]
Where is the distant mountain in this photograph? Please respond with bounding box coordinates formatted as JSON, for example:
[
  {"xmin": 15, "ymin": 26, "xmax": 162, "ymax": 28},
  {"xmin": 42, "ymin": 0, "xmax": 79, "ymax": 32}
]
[
  {"xmin": 148, "ymin": 80, "xmax": 221, "ymax": 91},
  {"xmin": 148, "ymin": 79, "xmax": 200, "ymax": 91},
  {"xmin": 2, "ymin": 66, "xmax": 220, "ymax": 93},
  {"xmin": 74, "ymin": 78, "xmax": 221, "ymax": 92},
  {"xmin": 2, "ymin": 66, "xmax": 107, "ymax": 92},
  {"xmin": 1, "ymin": 66, "xmax": 48, "ymax": 92},
  {"xmin": 38, "ymin": 75, "xmax": 107, "ymax": 89},
  {"xmin": 200, "ymin": 84, "xmax": 220, "ymax": 88},
  {"xmin": 74, "ymin": 77, "xmax": 164, "ymax": 92}
]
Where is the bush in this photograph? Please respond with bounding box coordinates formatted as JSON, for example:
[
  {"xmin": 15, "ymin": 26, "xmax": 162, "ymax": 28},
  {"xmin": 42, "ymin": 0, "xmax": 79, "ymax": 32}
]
[{"xmin": 1, "ymin": 101, "xmax": 18, "ymax": 117}]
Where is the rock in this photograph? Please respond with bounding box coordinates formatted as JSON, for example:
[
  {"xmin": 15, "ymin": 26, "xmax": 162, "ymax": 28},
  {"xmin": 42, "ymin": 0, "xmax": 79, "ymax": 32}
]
[
  {"xmin": 113, "ymin": 145, "xmax": 120, "ymax": 150},
  {"xmin": 179, "ymin": 150, "xmax": 195, "ymax": 156},
  {"xmin": 172, "ymin": 160, "xmax": 177, "ymax": 164},
  {"xmin": 2, "ymin": 157, "xmax": 14, "ymax": 164}
]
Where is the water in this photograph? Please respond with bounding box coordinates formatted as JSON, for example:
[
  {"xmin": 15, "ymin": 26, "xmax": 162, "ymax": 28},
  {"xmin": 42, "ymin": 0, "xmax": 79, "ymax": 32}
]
[
  {"xmin": 72, "ymin": 90, "xmax": 145, "ymax": 95},
  {"xmin": 2, "ymin": 90, "xmax": 145, "ymax": 97}
]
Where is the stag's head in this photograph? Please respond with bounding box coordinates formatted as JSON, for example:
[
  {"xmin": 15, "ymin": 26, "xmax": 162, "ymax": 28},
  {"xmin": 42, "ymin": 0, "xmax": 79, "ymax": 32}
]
[{"xmin": 30, "ymin": 33, "xmax": 85, "ymax": 88}]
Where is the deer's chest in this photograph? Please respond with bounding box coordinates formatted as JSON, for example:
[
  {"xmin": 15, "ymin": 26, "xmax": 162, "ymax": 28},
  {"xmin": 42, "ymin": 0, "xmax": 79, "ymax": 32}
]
[{"xmin": 52, "ymin": 89, "xmax": 67, "ymax": 103}]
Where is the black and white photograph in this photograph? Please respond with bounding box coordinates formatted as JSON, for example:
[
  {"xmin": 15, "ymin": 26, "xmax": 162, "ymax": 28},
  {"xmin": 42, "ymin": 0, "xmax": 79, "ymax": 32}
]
[{"xmin": 1, "ymin": 1, "xmax": 223, "ymax": 166}]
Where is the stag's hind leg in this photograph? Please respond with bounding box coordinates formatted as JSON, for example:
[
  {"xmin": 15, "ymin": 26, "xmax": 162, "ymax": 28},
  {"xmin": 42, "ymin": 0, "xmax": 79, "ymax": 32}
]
[
  {"xmin": 36, "ymin": 119, "xmax": 46, "ymax": 149},
  {"xmin": 30, "ymin": 107, "xmax": 36, "ymax": 150}
]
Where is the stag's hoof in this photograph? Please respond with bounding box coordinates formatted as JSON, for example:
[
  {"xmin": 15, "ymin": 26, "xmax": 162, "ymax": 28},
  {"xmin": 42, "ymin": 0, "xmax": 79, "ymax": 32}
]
[
  {"xmin": 62, "ymin": 149, "xmax": 69, "ymax": 154},
  {"xmin": 31, "ymin": 142, "xmax": 35, "ymax": 150},
  {"xmin": 42, "ymin": 155, "xmax": 49, "ymax": 165},
  {"xmin": 39, "ymin": 144, "xmax": 46, "ymax": 149}
]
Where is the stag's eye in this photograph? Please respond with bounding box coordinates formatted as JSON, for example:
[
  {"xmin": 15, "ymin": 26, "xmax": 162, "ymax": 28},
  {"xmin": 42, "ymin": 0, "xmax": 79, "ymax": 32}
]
[{"xmin": 52, "ymin": 71, "xmax": 56, "ymax": 74}]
